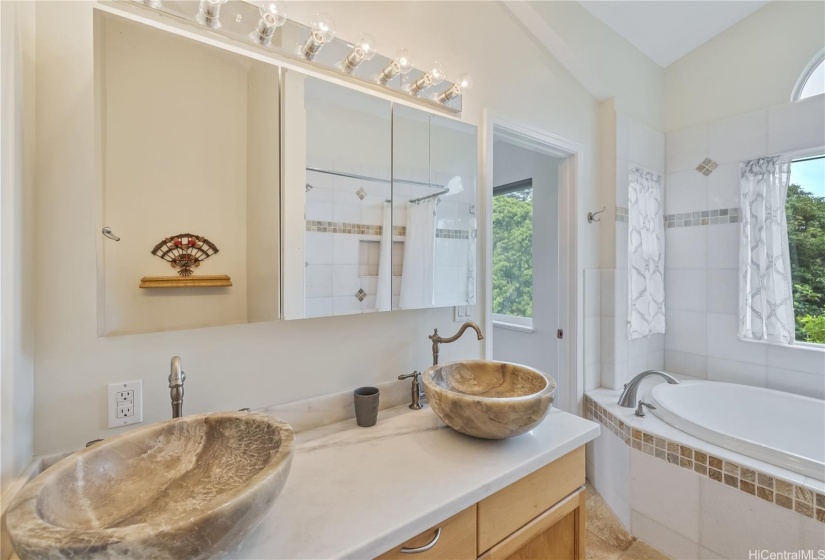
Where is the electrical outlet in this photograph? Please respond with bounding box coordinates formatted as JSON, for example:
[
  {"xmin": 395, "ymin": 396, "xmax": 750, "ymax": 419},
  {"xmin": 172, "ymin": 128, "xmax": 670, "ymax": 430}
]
[{"xmin": 108, "ymin": 380, "xmax": 142, "ymax": 428}]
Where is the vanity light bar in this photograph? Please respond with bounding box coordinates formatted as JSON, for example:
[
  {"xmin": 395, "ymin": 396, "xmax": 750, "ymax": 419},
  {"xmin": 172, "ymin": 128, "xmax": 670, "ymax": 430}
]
[{"xmin": 121, "ymin": 0, "xmax": 466, "ymax": 113}]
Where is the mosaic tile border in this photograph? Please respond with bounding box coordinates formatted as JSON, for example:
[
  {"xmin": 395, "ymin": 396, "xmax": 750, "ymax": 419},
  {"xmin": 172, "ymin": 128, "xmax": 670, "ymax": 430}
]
[
  {"xmin": 584, "ymin": 395, "xmax": 825, "ymax": 524},
  {"xmin": 665, "ymin": 207, "xmax": 740, "ymax": 228},
  {"xmin": 306, "ymin": 221, "xmax": 469, "ymax": 240},
  {"xmin": 306, "ymin": 221, "xmax": 406, "ymax": 236},
  {"xmin": 435, "ymin": 229, "xmax": 470, "ymax": 240}
]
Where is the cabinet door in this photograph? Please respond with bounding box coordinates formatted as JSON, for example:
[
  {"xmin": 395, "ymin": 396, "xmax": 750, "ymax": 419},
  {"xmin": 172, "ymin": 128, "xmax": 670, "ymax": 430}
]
[{"xmin": 478, "ymin": 489, "xmax": 585, "ymax": 560}]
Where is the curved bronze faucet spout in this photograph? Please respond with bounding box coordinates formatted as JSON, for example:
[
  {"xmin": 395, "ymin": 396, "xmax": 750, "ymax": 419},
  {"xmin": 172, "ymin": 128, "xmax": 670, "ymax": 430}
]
[{"xmin": 429, "ymin": 322, "xmax": 485, "ymax": 366}]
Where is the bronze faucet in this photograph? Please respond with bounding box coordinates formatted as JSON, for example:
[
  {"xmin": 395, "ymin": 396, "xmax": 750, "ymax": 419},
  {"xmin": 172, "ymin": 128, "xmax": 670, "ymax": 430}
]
[{"xmin": 429, "ymin": 322, "xmax": 485, "ymax": 366}]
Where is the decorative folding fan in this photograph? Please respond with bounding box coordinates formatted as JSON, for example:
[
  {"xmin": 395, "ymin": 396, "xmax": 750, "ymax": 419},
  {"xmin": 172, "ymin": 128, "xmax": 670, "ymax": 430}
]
[{"xmin": 151, "ymin": 233, "xmax": 219, "ymax": 277}]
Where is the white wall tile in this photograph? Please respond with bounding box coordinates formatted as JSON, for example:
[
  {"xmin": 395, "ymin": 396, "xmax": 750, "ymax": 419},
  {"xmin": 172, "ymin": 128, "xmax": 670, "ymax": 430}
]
[
  {"xmin": 332, "ymin": 234, "xmax": 360, "ymax": 265},
  {"xmin": 666, "ymin": 170, "xmax": 708, "ymax": 214},
  {"xmin": 707, "ymin": 162, "xmax": 740, "ymax": 210},
  {"xmin": 665, "ymin": 349, "xmax": 708, "ymax": 378},
  {"xmin": 666, "ymin": 124, "xmax": 708, "ymax": 174},
  {"xmin": 332, "ymin": 264, "xmax": 360, "ymax": 297},
  {"xmin": 646, "ymin": 350, "xmax": 664, "ymax": 370},
  {"xmin": 801, "ymin": 514, "xmax": 825, "ymax": 551},
  {"xmin": 766, "ymin": 344, "xmax": 825, "ymax": 375},
  {"xmin": 584, "ymin": 270, "xmax": 601, "ymax": 318},
  {"xmin": 631, "ymin": 510, "xmax": 700, "ymax": 560},
  {"xmin": 628, "ymin": 355, "xmax": 648, "ymax": 380},
  {"xmin": 584, "ymin": 361, "xmax": 601, "ymax": 392},
  {"xmin": 706, "ymin": 357, "xmax": 767, "ymax": 387},
  {"xmin": 698, "ymin": 476, "xmax": 801, "ymax": 559},
  {"xmin": 305, "ymin": 265, "xmax": 332, "ymax": 298},
  {"xmin": 585, "ymin": 315, "xmax": 601, "ymax": 366},
  {"xmin": 601, "ymin": 361, "xmax": 628, "ymax": 391},
  {"xmin": 601, "ymin": 314, "xmax": 628, "ymax": 365},
  {"xmin": 706, "ymin": 269, "xmax": 738, "ymax": 315},
  {"xmin": 589, "ymin": 427, "xmax": 631, "ymax": 529},
  {"xmin": 305, "ymin": 232, "xmax": 333, "ymax": 265},
  {"xmin": 666, "ymin": 269, "xmax": 707, "ymax": 312},
  {"xmin": 768, "ymin": 93, "xmax": 825, "ymax": 155},
  {"xmin": 600, "ymin": 269, "xmax": 627, "ymax": 320},
  {"xmin": 648, "ymin": 333, "xmax": 665, "ymax": 352},
  {"xmin": 706, "ymin": 223, "xmax": 739, "ymax": 270},
  {"xmin": 631, "ymin": 450, "xmax": 700, "ymax": 542},
  {"xmin": 332, "ymin": 295, "xmax": 361, "ymax": 316},
  {"xmin": 305, "ymin": 297, "xmax": 332, "ymax": 318},
  {"xmin": 630, "ymin": 120, "xmax": 665, "ymax": 175},
  {"xmin": 666, "ymin": 227, "xmax": 708, "ymax": 269},
  {"xmin": 707, "ymin": 109, "xmax": 768, "ymax": 165},
  {"xmin": 615, "ymin": 223, "xmax": 628, "ymax": 270},
  {"xmin": 665, "ymin": 309, "xmax": 707, "ymax": 355},
  {"xmin": 706, "ymin": 312, "xmax": 767, "ymax": 365},
  {"xmin": 767, "ymin": 367, "xmax": 825, "ymax": 399}
]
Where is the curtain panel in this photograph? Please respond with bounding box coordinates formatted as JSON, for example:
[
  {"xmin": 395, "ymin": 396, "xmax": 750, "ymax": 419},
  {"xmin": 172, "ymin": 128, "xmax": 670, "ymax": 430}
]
[
  {"xmin": 628, "ymin": 168, "xmax": 666, "ymax": 339},
  {"xmin": 739, "ymin": 156, "xmax": 795, "ymax": 344}
]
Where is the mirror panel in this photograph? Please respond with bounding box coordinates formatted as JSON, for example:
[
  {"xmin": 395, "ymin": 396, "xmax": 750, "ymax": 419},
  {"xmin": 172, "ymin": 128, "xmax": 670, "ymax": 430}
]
[
  {"xmin": 98, "ymin": 14, "xmax": 280, "ymax": 336},
  {"xmin": 281, "ymin": 71, "xmax": 392, "ymax": 319},
  {"xmin": 392, "ymin": 106, "xmax": 478, "ymax": 310}
]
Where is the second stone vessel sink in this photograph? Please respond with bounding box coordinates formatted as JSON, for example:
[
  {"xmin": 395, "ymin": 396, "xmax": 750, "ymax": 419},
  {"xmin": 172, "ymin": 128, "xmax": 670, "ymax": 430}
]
[
  {"xmin": 6, "ymin": 411, "xmax": 294, "ymax": 560},
  {"xmin": 423, "ymin": 360, "xmax": 556, "ymax": 439}
]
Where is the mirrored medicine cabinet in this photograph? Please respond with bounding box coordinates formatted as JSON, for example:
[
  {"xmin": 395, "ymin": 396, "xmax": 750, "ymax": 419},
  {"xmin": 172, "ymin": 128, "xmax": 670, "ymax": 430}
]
[
  {"xmin": 281, "ymin": 72, "xmax": 478, "ymax": 320},
  {"xmin": 96, "ymin": 12, "xmax": 477, "ymax": 335}
]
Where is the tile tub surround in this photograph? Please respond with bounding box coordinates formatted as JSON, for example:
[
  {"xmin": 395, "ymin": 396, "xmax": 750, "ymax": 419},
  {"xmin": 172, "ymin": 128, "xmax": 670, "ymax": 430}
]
[{"xmin": 584, "ymin": 392, "xmax": 825, "ymax": 525}]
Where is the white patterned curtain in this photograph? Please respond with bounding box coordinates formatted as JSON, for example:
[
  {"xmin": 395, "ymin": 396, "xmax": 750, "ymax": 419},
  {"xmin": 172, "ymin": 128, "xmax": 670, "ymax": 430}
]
[
  {"xmin": 628, "ymin": 168, "xmax": 666, "ymax": 339},
  {"xmin": 739, "ymin": 156, "xmax": 795, "ymax": 344}
]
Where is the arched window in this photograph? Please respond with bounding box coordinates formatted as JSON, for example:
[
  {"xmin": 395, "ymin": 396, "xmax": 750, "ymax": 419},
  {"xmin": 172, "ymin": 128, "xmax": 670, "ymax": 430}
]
[{"xmin": 792, "ymin": 50, "xmax": 825, "ymax": 101}]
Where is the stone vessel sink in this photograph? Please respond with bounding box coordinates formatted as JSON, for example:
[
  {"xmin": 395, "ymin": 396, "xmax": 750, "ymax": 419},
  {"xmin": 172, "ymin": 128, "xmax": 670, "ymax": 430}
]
[
  {"xmin": 6, "ymin": 411, "xmax": 294, "ymax": 560},
  {"xmin": 423, "ymin": 360, "xmax": 556, "ymax": 439}
]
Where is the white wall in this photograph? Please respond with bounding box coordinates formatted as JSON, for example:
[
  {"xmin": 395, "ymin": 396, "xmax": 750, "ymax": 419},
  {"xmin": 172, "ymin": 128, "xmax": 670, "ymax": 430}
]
[
  {"xmin": 527, "ymin": 1, "xmax": 665, "ymax": 132},
  {"xmin": 0, "ymin": 1, "xmax": 35, "ymax": 494},
  {"xmin": 664, "ymin": 95, "xmax": 825, "ymax": 399},
  {"xmin": 665, "ymin": 1, "xmax": 825, "ymax": 133},
  {"xmin": 31, "ymin": 1, "xmax": 616, "ymax": 455},
  {"xmin": 491, "ymin": 141, "xmax": 560, "ymax": 388}
]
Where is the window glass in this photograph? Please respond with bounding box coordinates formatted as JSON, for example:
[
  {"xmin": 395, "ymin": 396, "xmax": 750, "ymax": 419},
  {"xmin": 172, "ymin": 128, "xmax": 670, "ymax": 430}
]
[
  {"xmin": 493, "ymin": 180, "xmax": 533, "ymax": 319},
  {"xmin": 787, "ymin": 156, "xmax": 825, "ymax": 344},
  {"xmin": 798, "ymin": 59, "xmax": 825, "ymax": 100}
]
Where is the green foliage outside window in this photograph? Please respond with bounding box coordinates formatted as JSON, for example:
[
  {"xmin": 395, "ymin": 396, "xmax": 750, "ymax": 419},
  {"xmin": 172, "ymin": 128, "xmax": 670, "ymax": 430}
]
[
  {"xmin": 492, "ymin": 189, "xmax": 533, "ymax": 318},
  {"xmin": 787, "ymin": 182, "xmax": 825, "ymax": 343}
]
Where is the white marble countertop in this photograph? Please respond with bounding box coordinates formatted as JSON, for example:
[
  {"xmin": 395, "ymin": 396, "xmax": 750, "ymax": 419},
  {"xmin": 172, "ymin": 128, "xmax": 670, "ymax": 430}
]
[{"xmin": 227, "ymin": 404, "xmax": 600, "ymax": 559}]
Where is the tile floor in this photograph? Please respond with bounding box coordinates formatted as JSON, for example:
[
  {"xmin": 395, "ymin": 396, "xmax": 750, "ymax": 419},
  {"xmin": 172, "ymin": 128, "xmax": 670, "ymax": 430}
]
[{"xmin": 586, "ymin": 483, "xmax": 670, "ymax": 560}]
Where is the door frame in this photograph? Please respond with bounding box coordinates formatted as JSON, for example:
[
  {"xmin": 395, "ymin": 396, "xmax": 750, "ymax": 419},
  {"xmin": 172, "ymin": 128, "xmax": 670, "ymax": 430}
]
[{"xmin": 482, "ymin": 111, "xmax": 583, "ymax": 413}]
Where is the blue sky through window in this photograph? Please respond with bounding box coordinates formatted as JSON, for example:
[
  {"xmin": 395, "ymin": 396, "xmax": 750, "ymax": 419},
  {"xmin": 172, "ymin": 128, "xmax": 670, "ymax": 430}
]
[{"xmin": 791, "ymin": 156, "xmax": 825, "ymax": 198}]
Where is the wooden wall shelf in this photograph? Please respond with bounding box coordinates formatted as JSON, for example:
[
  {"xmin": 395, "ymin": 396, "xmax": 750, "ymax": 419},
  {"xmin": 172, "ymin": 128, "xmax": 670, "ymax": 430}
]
[{"xmin": 139, "ymin": 275, "xmax": 232, "ymax": 289}]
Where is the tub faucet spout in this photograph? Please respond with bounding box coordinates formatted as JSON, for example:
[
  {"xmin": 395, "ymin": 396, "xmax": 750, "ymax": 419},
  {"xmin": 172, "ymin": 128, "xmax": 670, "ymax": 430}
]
[{"xmin": 617, "ymin": 370, "xmax": 679, "ymax": 408}]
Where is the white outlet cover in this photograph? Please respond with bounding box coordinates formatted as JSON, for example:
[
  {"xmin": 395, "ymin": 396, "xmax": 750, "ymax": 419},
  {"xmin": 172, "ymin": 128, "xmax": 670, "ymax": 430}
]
[{"xmin": 108, "ymin": 380, "xmax": 143, "ymax": 428}]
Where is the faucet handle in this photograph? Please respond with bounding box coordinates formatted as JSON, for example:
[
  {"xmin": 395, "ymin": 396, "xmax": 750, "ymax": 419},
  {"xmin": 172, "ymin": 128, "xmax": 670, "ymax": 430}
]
[
  {"xmin": 398, "ymin": 371, "xmax": 420, "ymax": 381},
  {"xmin": 635, "ymin": 400, "xmax": 656, "ymax": 417}
]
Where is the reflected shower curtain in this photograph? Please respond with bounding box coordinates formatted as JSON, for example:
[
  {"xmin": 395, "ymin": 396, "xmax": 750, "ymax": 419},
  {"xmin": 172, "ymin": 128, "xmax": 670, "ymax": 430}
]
[
  {"xmin": 739, "ymin": 156, "xmax": 795, "ymax": 343},
  {"xmin": 375, "ymin": 201, "xmax": 392, "ymax": 311},
  {"xmin": 628, "ymin": 168, "xmax": 666, "ymax": 339},
  {"xmin": 399, "ymin": 198, "xmax": 438, "ymax": 309}
]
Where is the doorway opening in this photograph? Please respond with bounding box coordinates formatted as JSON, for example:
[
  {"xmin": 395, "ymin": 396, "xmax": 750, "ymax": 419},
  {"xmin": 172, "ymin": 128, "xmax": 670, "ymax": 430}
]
[{"xmin": 483, "ymin": 115, "xmax": 581, "ymax": 413}]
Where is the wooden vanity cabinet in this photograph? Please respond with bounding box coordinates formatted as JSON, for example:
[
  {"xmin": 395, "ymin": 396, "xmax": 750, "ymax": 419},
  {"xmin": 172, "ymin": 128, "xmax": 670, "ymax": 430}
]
[{"xmin": 375, "ymin": 447, "xmax": 586, "ymax": 560}]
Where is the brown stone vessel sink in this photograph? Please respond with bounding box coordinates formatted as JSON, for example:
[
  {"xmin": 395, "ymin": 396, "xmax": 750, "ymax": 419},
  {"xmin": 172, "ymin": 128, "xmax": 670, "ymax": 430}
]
[
  {"xmin": 6, "ymin": 411, "xmax": 294, "ymax": 560},
  {"xmin": 423, "ymin": 360, "xmax": 556, "ymax": 439}
]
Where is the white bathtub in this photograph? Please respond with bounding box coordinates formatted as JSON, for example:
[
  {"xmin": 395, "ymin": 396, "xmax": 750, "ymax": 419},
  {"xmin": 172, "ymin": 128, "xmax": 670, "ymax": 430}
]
[{"xmin": 650, "ymin": 380, "xmax": 825, "ymax": 481}]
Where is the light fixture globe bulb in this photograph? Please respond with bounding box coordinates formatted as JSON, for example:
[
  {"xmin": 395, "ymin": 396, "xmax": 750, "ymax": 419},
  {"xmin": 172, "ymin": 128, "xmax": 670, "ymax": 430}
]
[
  {"xmin": 395, "ymin": 49, "xmax": 414, "ymax": 75},
  {"xmin": 430, "ymin": 62, "xmax": 446, "ymax": 86},
  {"xmin": 259, "ymin": 1, "xmax": 286, "ymax": 28},
  {"xmin": 311, "ymin": 12, "xmax": 336, "ymax": 43},
  {"xmin": 458, "ymin": 73, "xmax": 474, "ymax": 91},
  {"xmin": 355, "ymin": 33, "xmax": 378, "ymax": 61}
]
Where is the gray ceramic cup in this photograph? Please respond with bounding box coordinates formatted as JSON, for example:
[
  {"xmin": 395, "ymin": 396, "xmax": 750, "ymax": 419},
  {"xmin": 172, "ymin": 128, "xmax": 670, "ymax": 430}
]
[{"xmin": 354, "ymin": 387, "xmax": 379, "ymax": 427}]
